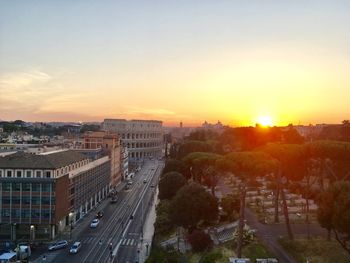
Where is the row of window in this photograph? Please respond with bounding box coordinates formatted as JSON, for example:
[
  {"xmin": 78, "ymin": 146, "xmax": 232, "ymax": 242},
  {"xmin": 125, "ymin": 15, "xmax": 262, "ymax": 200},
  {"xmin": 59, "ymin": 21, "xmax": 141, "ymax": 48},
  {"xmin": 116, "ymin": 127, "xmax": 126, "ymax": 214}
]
[
  {"xmin": 120, "ymin": 133, "xmax": 162, "ymax": 140},
  {"xmin": 57, "ymin": 159, "xmax": 89, "ymax": 177},
  {"xmin": 2, "ymin": 209, "xmax": 53, "ymax": 219},
  {"xmin": 0, "ymin": 169, "xmax": 52, "ymax": 178},
  {"xmin": 106, "ymin": 122, "xmax": 161, "ymax": 129},
  {"xmin": 1, "ymin": 196, "xmax": 55, "ymax": 205},
  {"xmin": 124, "ymin": 141, "xmax": 162, "ymax": 149},
  {"xmin": 2, "ymin": 182, "xmax": 53, "ymax": 192}
]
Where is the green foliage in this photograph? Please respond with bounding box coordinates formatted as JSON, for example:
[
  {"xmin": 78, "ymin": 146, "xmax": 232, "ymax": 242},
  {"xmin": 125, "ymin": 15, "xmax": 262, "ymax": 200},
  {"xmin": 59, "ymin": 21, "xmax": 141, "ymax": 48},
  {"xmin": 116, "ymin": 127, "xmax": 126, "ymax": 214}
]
[
  {"xmin": 279, "ymin": 237, "xmax": 349, "ymax": 263},
  {"xmin": 221, "ymin": 194, "xmax": 240, "ymax": 221},
  {"xmin": 317, "ymin": 181, "xmax": 350, "ymax": 249},
  {"xmin": 187, "ymin": 129, "xmax": 219, "ymax": 141},
  {"xmin": 170, "ymin": 183, "xmax": 218, "ymax": 230},
  {"xmin": 162, "ymin": 159, "xmax": 189, "ymax": 178},
  {"xmin": 200, "ymin": 251, "xmax": 223, "ymax": 263},
  {"xmin": 177, "ymin": 140, "xmax": 213, "ymax": 159},
  {"xmin": 159, "ymin": 172, "xmax": 187, "ymax": 200},
  {"xmin": 242, "ymin": 241, "xmax": 274, "ymax": 261},
  {"xmin": 154, "ymin": 200, "xmax": 175, "ymax": 239},
  {"xmin": 187, "ymin": 230, "xmax": 213, "ymax": 252},
  {"xmin": 216, "ymin": 151, "xmax": 277, "ymax": 180},
  {"xmin": 232, "ymin": 225, "xmax": 255, "ymax": 245},
  {"xmin": 145, "ymin": 245, "xmax": 180, "ymax": 263}
]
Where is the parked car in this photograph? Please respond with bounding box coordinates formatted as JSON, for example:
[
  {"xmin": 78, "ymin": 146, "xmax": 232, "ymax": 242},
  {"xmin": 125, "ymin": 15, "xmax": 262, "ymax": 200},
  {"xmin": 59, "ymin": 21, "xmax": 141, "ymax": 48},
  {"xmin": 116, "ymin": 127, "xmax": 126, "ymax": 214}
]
[
  {"xmin": 110, "ymin": 196, "xmax": 117, "ymax": 204},
  {"xmin": 150, "ymin": 184, "xmax": 155, "ymax": 188},
  {"xmin": 69, "ymin": 242, "xmax": 81, "ymax": 254},
  {"xmin": 96, "ymin": 211, "xmax": 104, "ymax": 218},
  {"xmin": 48, "ymin": 240, "xmax": 68, "ymax": 251},
  {"xmin": 143, "ymin": 179, "xmax": 147, "ymax": 184},
  {"xmin": 90, "ymin": 219, "xmax": 100, "ymax": 228}
]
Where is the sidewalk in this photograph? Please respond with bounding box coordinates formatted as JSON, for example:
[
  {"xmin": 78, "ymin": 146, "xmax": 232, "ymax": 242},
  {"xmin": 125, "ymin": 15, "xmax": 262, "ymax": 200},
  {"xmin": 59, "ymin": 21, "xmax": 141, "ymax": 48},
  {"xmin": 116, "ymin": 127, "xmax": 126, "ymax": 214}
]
[
  {"xmin": 138, "ymin": 188, "xmax": 158, "ymax": 263},
  {"xmin": 31, "ymin": 182, "xmax": 126, "ymax": 263}
]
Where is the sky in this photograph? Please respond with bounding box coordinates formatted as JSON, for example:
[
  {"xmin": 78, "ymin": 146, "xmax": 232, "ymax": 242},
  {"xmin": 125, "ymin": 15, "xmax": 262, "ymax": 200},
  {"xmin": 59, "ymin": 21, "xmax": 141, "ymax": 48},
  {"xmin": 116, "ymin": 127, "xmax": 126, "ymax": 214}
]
[{"xmin": 0, "ymin": 0, "xmax": 350, "ymax": 127}]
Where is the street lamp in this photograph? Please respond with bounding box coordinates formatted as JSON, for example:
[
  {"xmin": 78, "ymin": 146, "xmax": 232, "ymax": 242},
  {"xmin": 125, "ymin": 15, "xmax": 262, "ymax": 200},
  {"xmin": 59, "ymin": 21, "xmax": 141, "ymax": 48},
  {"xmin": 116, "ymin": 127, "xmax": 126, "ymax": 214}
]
[
  {"xmin": 30, "ymin": 225, "xmax": 35, "ymax": 242},
  {"xmin": 68, "ymin": 212, "xmax": 73, "ymax": 240}
]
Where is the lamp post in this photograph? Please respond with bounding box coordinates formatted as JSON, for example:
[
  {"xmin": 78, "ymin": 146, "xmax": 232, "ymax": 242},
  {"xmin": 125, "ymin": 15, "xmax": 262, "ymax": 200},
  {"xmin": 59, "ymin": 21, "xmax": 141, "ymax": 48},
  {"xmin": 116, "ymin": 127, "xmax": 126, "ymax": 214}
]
[
  {"xmin": 30, "ymin": 225, "xmax": 35, "ymax": 243},
  {"xmin": 68, "ymin": 212, "xmax": 73, "ymax": 240}
]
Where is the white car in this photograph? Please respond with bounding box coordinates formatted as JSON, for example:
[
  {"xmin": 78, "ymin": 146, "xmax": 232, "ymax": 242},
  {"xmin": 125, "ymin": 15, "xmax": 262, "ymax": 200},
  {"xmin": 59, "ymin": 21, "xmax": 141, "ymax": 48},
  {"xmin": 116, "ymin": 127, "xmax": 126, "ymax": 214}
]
[
  {"xmin": 90, "ymin": 219, "xmax": 100, "ymax": 228},
  {"xmin": 48, "ymin": 240, "xmax": 68, "ymax": 251},
  {"xmin": 69, "ymin": 242, "xmax": 81, "ymax": 254}
]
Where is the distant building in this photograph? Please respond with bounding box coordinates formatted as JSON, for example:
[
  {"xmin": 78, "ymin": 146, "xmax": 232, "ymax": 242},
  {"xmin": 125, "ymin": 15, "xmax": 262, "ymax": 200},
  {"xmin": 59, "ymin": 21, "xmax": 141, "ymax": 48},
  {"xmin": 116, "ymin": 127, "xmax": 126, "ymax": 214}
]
[
  {"xmin": 102, "ymin": 119, "xmax": 163, "ymax": 162},
  {"xmin": 121, "ymin": 146, "xmax": 129, "ymax": 180},
  {"xmin": 202, "ymin": 120, "xmax": 224, "ymax": 130},
  {"xmin": 82, "ymin": 131, "xmax": 122, "ymax": 187},
  {"xmin": 0, "ymin": 150, "xmax": 110, "ymax": 241}
]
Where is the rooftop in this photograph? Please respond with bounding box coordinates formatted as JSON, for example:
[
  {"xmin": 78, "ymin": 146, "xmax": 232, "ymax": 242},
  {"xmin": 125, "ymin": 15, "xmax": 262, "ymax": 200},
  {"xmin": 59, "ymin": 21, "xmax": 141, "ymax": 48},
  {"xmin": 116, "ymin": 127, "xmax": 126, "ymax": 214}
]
[{"xmin": 0, "ymin": 150, "xmax": 88, "ymax": 169}]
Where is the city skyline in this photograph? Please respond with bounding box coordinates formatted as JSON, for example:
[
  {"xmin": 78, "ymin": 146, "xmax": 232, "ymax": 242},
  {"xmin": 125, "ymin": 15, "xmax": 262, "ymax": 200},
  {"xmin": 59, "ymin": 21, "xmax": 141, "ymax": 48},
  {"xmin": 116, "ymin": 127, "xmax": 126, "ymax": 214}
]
[{"xmin": 1, "ymin": 1, "xmax": 350, "ymax": 126}]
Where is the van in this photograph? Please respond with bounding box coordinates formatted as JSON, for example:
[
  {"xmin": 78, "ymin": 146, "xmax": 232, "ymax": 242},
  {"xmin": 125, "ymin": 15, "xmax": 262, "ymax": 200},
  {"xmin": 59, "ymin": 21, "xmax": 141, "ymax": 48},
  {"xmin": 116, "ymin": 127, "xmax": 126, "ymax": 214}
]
[{"xmin": 69, "ymin": 242, "xmax": 81, "ymax": 254}]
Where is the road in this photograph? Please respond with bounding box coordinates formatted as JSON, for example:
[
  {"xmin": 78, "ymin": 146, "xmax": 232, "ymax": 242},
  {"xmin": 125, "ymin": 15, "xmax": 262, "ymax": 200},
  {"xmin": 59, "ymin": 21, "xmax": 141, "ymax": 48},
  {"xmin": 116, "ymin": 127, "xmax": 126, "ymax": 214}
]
[{"xmin": 47, "ymin": 160, "xmax": 162, "ymax": 263}]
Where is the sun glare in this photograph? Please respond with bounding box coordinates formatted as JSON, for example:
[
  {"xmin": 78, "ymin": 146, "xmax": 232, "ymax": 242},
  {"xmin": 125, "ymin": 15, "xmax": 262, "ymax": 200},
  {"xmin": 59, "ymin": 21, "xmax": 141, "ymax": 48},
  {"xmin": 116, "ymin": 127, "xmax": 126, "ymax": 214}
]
[{"xmin": 257, "ymin": 116, "xmax": 273, "ymax": 127}]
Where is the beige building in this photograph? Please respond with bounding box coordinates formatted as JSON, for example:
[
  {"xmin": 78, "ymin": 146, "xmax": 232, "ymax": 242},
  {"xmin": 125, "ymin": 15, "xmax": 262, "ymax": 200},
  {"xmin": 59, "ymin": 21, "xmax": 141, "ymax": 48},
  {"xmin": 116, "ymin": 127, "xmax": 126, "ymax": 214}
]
[
  {"xmin": 102, "ymin": 119, "xmax": 163, "ymax": 162},
  {"xmin": 83, "ymin": 131, "xmax": 122, "ymax": 187}
]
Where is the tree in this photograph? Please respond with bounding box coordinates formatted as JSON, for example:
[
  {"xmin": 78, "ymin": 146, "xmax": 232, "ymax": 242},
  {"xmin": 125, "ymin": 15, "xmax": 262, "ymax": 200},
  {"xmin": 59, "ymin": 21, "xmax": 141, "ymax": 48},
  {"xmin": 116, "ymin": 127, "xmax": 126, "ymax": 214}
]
[
  {"xmin": 317, "ymin": 181, "xmax": 350, "ymax": 255},
  {"xmin": 169, "ymin": 183, "xmax": 218, "ymax": 231},
  {"xmin": 187, "ymin": 230, "xmax": 213, "ymax": 252},
  {"xmin": 154, "ymin": 200, "xmax": 174, "ymax": 237},
  {"xmin": 177, "ymin": 140, "xmax": 213, "ymax": 159},
  {"xmin": 260, "ymin": 143, "xmax": 307, "ymax": 240},
  {"xmin": 216, "ymin": 151, "xmax": 277, "ymax": 257},
  {"xmin": 183, "ymin": 152, "xmax": 221, "ymax": 191},
  {"xmin": 159, "ymin": 172, "xmax": 187, "ymax": 200},
  {"xmin": 221, "ymin": 194, "xmax": 240, "ymax": 221},
  {"xmin": 162, "ymin": 159, "xmax": 189, "ymax": 178}
]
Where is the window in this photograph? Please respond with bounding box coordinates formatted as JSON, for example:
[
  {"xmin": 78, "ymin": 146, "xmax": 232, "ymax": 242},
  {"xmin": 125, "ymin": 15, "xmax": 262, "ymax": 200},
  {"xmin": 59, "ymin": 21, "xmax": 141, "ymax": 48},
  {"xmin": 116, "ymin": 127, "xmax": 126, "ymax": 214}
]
[
  {"xmin": 23, "ymin": 183, "xmax": 31, "ymax": 191},
  {"xmin": 32, "ymin": 196, "xmax": 40, "ymax": 205},
  {"xmin": 45, "ymin": 171, "xmax": 51, "ymax": 178},
  {"xmin": 12, "ymin": 196, "xmax": 20, "ymax": 204},
  {"xmin": 13, "ymin": 183, "xmax": 21, "ymax": 191},
  {"xmin": 26, "ymin": 171, "xmax": 32, "ymax": 178},
  {"xmin": 42, "ymin": 183, "xmax": 51, "ymax": 192},
  {"xmin": 42, "ymin": 196, "xmax": 50, "ymax": 205},
  {"xmin": 12, "ymin": 209, "xmax": 21, "ymax": 218},
  {"xmin": 3, "ymin": 182, "xmax": 11, "ymax": 191},
  {"xmin": 36, "ymin": 171, "xmax": 42, "ymax": 178},
  {"xmin": 16, "ymin": 170, "xmax": 22, "ymax": 178},
  {"xmin": 32, "ymin": 183, "xmax": 41, "ymax": 192},
  {"xmin": 22, "ymin": 209, "xmax": 31, "ymax": 218},
  {"xmin": 22, "ymin": 196, "xmax": 31, "ymax": 205},
  {"xmin": 2, "ymin": 209, "xmax": 10, "ymax": 217},
  {"xmin": 7, "ymin": 170, "xmax": 12, "ymax": 177},
  {"xmin": 0, "ymin": 170, "xmax": 2, "ymax": 177},
  {"xmin": 2, "ymin": 196, "xmax": 10, "ymax": 204}
]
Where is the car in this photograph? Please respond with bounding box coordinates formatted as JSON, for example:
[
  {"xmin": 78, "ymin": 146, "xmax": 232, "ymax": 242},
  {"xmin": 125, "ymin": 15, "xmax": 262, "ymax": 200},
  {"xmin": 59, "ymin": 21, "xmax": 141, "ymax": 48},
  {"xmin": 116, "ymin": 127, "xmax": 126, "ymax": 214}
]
[
  {"xmin": 110, "ymin": 196, "xmax": 117, "ymax": 203},
  {"xmin": 90, "ymin": 219, "xmax": 100, "ymax": 228},
  {"xmin": 150, "ymin": 184, "xmax": 155, "ymax": 188},
  {"xmin": 48, "ymin": 240, "xmax": 68, "ymax": 251},
  {"xmin": 143, "ymin": 179, "xmax": 147, "ymax": 184},
  {"xmin": 96, "ymin": 211, "xmax": 104, "ymax": 218},
  {"xmin": 69, "ymin": 242, "xmax": 81, "ymax": 254}
]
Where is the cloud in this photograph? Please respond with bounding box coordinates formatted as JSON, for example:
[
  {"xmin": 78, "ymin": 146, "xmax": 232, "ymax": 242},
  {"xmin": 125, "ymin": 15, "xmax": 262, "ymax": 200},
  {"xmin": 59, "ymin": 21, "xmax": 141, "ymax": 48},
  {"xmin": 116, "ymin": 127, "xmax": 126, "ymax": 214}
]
[{"xmin": 0, "ymin": 70, "xmax": 51, "ymax": 88}]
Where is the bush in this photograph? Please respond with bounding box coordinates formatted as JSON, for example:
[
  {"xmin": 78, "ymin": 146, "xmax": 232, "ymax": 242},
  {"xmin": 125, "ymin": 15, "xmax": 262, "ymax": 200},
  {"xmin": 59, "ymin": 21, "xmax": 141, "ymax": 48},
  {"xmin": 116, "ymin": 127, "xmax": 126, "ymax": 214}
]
[
  {"xmin": 187, "ymin": 230, "xmax": 213, "ymax": 252},
  {"xmin": 201, "ymin": 251, "xmax": 223, "ymax": 263}
]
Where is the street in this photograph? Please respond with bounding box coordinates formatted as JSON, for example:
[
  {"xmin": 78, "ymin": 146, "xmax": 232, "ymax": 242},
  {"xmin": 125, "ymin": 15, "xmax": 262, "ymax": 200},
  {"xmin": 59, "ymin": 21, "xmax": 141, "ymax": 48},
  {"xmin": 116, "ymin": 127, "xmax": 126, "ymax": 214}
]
[{"xmin": 43, "ymin": 160, "xmax": 162, "ymax": 263}]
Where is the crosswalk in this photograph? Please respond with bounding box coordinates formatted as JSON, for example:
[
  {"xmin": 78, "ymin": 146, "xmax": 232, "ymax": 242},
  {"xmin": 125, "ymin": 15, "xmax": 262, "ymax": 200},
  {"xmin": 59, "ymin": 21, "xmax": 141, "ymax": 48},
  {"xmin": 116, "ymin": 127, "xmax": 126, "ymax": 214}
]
[
  {"xmin": 121, "ymin": 238, "xmax": 137, "ymax": 246},
  {"xmin": 77, "ymin": 236, "xmax": 138, "ymax": 247}
]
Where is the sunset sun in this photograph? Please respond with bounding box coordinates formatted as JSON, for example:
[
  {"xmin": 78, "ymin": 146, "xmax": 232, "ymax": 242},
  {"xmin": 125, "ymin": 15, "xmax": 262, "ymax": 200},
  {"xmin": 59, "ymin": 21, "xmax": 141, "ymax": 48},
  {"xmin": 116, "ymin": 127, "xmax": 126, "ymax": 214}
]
[{"xmin": 257, "ymin": 116, "xmax": 273, "ymax": 127}]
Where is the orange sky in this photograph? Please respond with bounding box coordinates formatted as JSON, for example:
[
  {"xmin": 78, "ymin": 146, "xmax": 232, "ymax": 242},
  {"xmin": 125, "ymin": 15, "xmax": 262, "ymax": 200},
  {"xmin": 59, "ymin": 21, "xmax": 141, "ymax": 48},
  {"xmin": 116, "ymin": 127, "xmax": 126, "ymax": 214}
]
[{"xmin": 1, "ymin": 1, "xmax": 350, "ymax": 127}]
